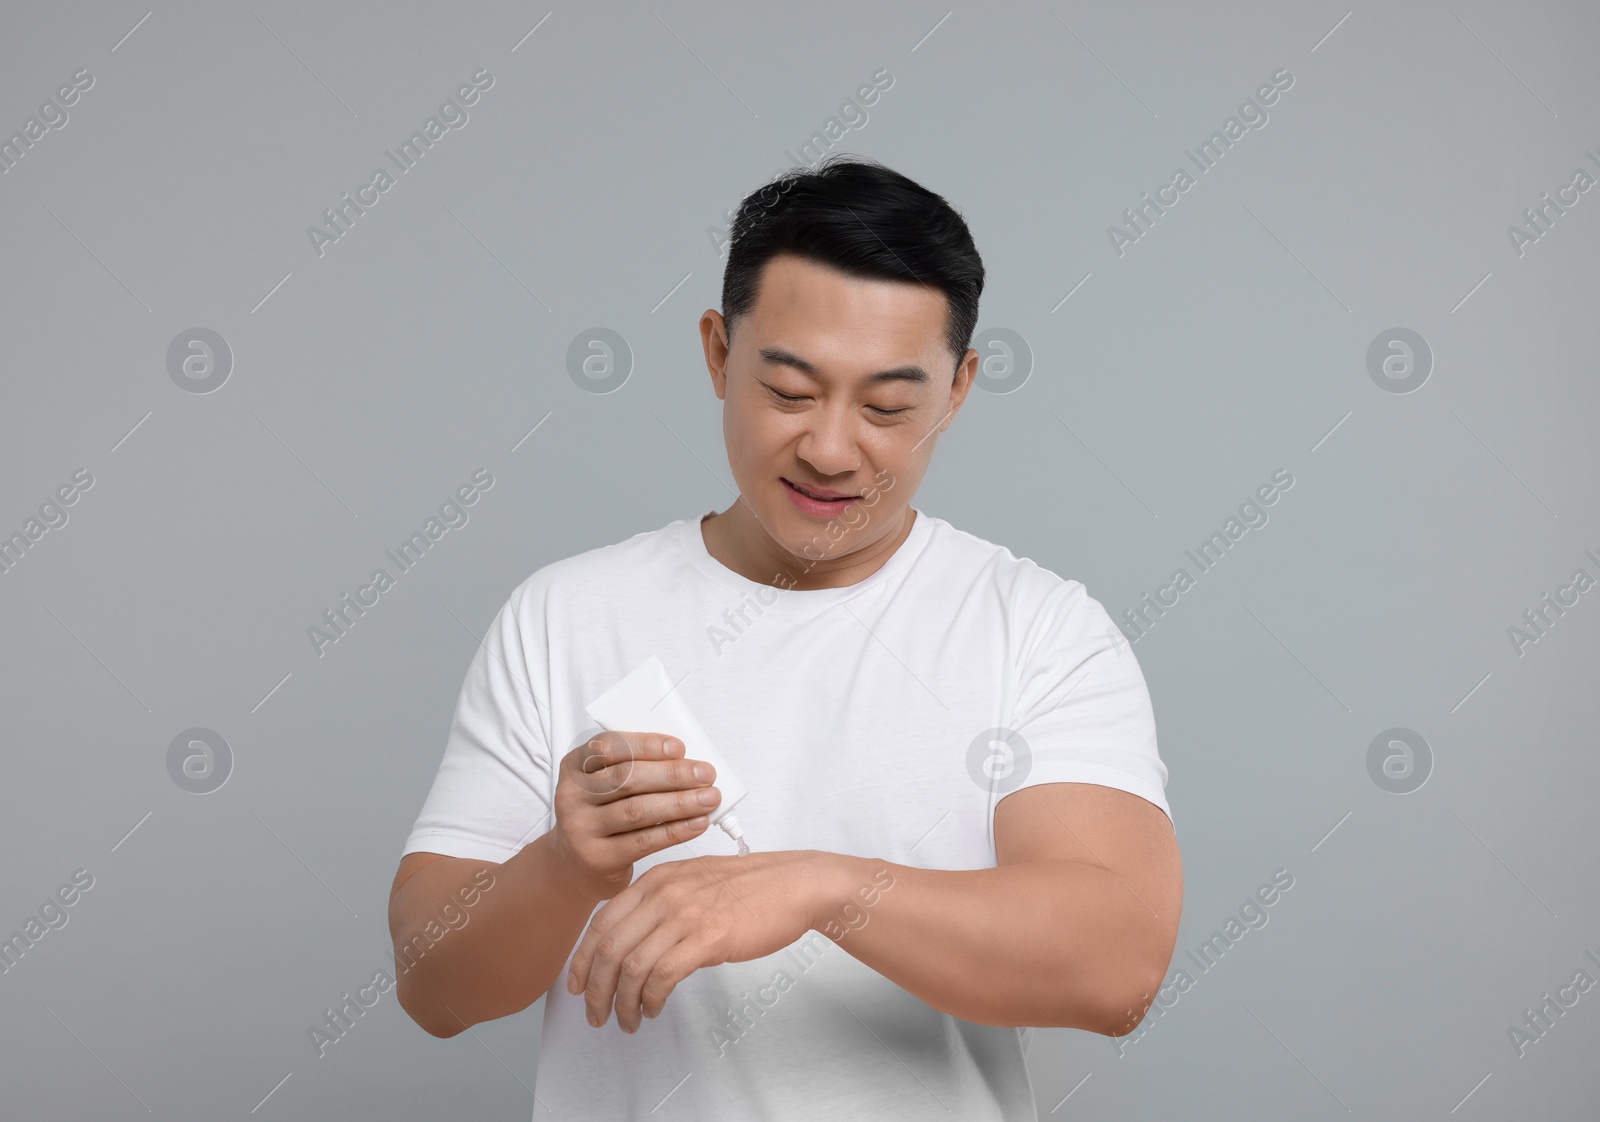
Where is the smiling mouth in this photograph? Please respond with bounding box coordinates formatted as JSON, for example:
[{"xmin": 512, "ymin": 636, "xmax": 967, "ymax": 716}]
[{"xmin": 783, "ymin": 479, "xmax": 857, "ymax": 501}]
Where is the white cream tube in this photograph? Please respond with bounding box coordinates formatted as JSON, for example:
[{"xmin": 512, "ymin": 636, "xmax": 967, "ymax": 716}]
[{"xmin": 585, "ymin": 655, "xmax": 751, "ymax": 854}]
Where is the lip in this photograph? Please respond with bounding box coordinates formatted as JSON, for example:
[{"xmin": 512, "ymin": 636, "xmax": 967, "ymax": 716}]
[
  {"xmin": 784, "ymin": 478, "xmax": 855, "ymax": 500},
  {"xmin": 781, "ymin": 477, "xmax": 860, "ymax": 516}
]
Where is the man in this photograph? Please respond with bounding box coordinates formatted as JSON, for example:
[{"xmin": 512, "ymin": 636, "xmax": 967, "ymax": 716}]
[{"xmin": 388, "ymin": 154, "xmax": 1182, "ymax": 1119}]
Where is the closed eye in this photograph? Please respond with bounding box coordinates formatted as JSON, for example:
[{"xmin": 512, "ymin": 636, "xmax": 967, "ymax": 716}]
[{"xmin": 765, "ymin": 385, "xmax": 909, "ymax": 417}]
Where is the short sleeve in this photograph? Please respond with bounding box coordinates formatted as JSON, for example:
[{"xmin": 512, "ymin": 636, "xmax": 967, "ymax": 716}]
[
  {"xmin": 401, "ymin": 584, "xmax": 556, "ymax": 863},
  {"xmin": 1003, "ymin": 579, "xmax": 1172, "ymax": 826}
]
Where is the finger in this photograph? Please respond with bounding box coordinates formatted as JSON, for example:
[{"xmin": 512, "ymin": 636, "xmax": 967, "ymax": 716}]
[
  {"xmin": 638, "ymin": 936, "xmax": 705, "ymax": 1023},
  {"xmin": 593, "ymin": 753, "xmax": 714, "ymax": 810},
  {"xmin": 572, "ymin": 731, "xmax": 680, "ymax": 800},
  {"xmin": 595, "ymin": 783, "xmax": 721, "ymax": 840},
  {"xmin": 577, "ymin": 897, "xmax": 667, "ymax": 1029},
  {"xmin": 577, "ymin": 734, "xmax": 714, "ymax": 808},
  {"xmin": 600, "ymin": 813, "xmax": 712, "ymax": 866},
  {"xmin": 567, "ymin": 881, "xmax": 652, "ymax": 1002},
  {"xmin": 612, "ymin": 925, "xmax": 685, "ymax": 1033}
]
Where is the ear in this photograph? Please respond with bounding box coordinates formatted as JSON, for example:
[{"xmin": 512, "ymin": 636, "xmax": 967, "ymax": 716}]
[
  {"xmin": 941, "ymin": 347, "xmax": 978, "ymax": 430},
  {"xmin": 701, "ymin": 310, "xmax": 730, "ymax": 400}
]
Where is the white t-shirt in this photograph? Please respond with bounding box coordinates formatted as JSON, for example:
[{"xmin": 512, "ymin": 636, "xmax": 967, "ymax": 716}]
[{"xmin": 403, "ymin": 507, "xmax": 1171, "ymax": 1120}]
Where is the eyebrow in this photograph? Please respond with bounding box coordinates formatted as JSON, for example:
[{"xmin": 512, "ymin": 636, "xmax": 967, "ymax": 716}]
[{"xmin": 758, "ymin": 345, "xmax": 930, "ymax": 386}]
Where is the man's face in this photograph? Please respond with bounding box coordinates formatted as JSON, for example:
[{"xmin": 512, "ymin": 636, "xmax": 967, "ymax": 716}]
[{"xmin": 700, "ymin": 253, "xmax": 975, "ymax": 567}]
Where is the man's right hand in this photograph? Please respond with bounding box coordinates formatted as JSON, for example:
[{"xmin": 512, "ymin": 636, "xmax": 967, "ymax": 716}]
[{"xmin": 548, "ymin": 730, "xmax": 721, "ymax": 900}]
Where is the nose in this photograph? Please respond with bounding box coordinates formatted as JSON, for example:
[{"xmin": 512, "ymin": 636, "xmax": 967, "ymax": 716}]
[{"xmin": 795, "ymin": 401, "xmax": 863, "ymax": 478}]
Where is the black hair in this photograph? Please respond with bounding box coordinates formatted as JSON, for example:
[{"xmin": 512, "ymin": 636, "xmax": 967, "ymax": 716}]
[{"xmin": 719, "ymin": 154, "xmax": 985, "ymax": 377}]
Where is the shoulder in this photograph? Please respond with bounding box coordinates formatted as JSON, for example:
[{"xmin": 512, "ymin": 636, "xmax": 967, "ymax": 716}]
[
  {"xmin": 919, "ymin": 513, "xmax": 1095, "ymax": 616},
  {"xmin": 918, "ymin": 514, "xmax": 1128, "ymax": 669},
  {"xmin": 501, "ymin": 517, "xmax": 689, "ymax": 618}
]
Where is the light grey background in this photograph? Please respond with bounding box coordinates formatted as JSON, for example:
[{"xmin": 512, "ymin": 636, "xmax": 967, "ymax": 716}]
[{"xmin": 2, "ymin": 1, "xmax": 1597, "ymax": 1118}]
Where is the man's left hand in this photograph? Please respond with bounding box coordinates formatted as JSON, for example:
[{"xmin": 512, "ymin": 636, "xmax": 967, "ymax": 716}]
[{"xmin": 566, "ymin": 848, "xmax": 835, "ymax": 1033}]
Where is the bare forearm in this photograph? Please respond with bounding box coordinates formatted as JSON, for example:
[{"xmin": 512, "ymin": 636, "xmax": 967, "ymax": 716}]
[
  {"xmin": 391, "ymin": 833, "xmax": 602, "ymax": 1036},
  {"xmin": 813, "ymin": 854, "xmax": 1166, "ymax": 1033}
]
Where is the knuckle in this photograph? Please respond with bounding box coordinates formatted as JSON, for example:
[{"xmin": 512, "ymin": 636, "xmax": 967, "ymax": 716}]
[
  {"xmin": 577, "ymin": 740, "xmax": 606, "ymax": 773},
  {"xmin": 594, "ymin": 933, "xmax": 619, "ymax": 961},
  {"xmin": 620, "ymin": 952, "xmax": 647, "ymax": 979},
  {"xmin": 641, "ymin": 977, "xmax": 670, "ymax": 1007},
  {"xmin": 653, "ymin": 950, "xmax": 683, "ymax": 982}
]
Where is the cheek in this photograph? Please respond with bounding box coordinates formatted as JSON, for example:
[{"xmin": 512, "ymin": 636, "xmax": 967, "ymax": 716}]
[
  {"xmin": 726, "ymin": 396, "xmax": 785, "ymax": 457},
  {"xmin": 722, "ymin": 401, "xmax": 798, "ymax": 493}
]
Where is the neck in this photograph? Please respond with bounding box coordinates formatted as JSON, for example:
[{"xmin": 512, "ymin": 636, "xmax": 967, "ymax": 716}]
[{"xmin": 701, "ymin": 498, "xmax": 915, "ymax": 591}]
